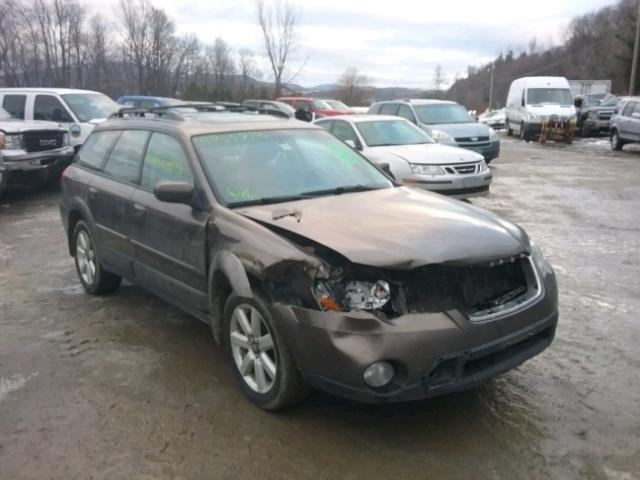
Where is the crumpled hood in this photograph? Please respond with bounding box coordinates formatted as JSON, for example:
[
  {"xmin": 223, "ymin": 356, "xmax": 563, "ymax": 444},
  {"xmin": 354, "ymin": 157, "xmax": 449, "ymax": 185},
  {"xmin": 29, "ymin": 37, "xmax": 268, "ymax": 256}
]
[
  {"xmin": 423, "ymin": 122, "xmax": 491, "ymax": 139},
  {"xmin": 237, "ymin": 187, "xmax": 527, "ymax": 269},
  {"xmin": 370, "ymin": 143, "xmax": 483, "ymax": 165}
]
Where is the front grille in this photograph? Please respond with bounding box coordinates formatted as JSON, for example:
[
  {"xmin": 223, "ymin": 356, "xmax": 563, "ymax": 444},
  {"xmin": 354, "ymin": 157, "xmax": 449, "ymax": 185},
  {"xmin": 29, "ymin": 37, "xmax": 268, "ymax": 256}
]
[
  {"xmin": 443, "ymin": 163, "xmax": 480, "ymax": 175},
  {"xmin": 598, "ymin": 112, "xmax": 612, "ymax": 120},
  {"xmin": 455, "ymin": 136, "xmax": 489, "ymax": 143},
  {"xmin": 399, "ymin": 255, "xmax": 533, "ymax": 316},
  {"xmin": 22, "ymin": 130, "xmax": 64, "ymax": 152}
]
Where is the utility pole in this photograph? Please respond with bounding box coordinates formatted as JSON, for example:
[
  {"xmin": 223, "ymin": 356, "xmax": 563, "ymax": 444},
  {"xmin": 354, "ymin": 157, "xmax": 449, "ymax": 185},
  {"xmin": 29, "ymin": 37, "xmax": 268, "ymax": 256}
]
[
  {"xmin": 488, "ymin": 64, "xmax": 495, "ymax": 110},
  {"xmin": 630, "ymin": 0, "xmax": 640, "ymax": 95}
]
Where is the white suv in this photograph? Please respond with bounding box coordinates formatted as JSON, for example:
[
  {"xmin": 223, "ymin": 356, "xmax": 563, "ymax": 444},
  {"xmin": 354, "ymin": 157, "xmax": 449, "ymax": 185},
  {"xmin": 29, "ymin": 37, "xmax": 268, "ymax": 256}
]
[{"xmin": 0, "ymin": 88, "xmax": 119, "ymax": 150}]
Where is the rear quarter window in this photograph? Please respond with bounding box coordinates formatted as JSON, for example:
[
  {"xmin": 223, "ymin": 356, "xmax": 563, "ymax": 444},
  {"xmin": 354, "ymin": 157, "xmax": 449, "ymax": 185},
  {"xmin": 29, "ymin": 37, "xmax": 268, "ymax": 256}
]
[
  {"xmin": 380, "ymin": 104, "xmax": 399, "ymax": 115},
  {"xmin": 75, "ymin": 131, "xmax": 121, "ymax": 170},
  {"xmin": 367, "ymin": 104, "xmax": 381, "ymax": 114}
]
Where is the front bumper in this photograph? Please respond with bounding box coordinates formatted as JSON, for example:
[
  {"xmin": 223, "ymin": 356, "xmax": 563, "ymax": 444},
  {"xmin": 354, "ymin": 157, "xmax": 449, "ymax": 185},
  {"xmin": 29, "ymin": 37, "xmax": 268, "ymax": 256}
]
[
  {"xmin": 403, "ymin": 171, "xmax": 492, "ymax": 199},
  {"xmin": 271, "ymin": 264, "xmax": 558, "ymax": 403},
  {"xmin": 457, "ymin": 139, "xmax": 500, "ymax": 161},
  {"xmin": 583, "ymin": 119, "xmax": 610, "ymax": 133},
  {"xmin": 2, "ymin": 146, "xmax": 75, "ymax": 185}
]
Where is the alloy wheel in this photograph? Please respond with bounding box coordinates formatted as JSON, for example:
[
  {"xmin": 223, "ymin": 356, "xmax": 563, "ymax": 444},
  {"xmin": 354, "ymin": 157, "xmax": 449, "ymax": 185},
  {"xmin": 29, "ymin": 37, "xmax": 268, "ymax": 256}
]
[
  {"xmin": 229, "ymin": 304, "xmax": 277, "ymax": 394},
  {"xmin": 76, "ymin": 230, "xmax": 96, "ymax": 286},
  {"xmin": 611, "ymin": 132, "xmax": 618, "ymax": 149}
]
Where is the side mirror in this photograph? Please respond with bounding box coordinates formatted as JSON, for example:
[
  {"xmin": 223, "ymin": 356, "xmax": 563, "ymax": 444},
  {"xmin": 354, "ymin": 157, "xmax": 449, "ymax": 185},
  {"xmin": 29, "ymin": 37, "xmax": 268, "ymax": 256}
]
[
  {"xmin": 378, "ymin": 162, "xmax": 395, "ymax": 179},
  {"xmin": 154, "ymin": 181, "xmax": 194, "ymax": 204},
  {"xmin": 344, "ymin": 139, "xmax": 362, "ymax": 151},
  {"xmin": 574, "ymin": 98, "xmax": 583, "ymax": 108},
  {"xmin": 295, "ymin": 109, "xmax": 313, "ymax": 122}
]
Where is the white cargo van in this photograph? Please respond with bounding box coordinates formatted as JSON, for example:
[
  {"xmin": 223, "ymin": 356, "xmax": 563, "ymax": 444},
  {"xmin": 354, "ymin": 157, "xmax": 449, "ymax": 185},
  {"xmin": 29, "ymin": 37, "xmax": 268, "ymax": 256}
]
[
  {"xmin": 0, "ymin": 88, "xmax": 119, "ymax": 150},
  {"xmin": 505, "ymin": 77, "xmax": 576, "ymax": 141}
]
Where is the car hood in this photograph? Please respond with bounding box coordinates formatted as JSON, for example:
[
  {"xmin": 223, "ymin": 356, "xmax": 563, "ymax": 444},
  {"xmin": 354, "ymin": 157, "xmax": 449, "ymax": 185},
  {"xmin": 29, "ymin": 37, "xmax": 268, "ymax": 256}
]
[
  {"xmin": 237, "ymin": 187, "xmax": 527, "ymax": 269},
  {"xmin": 368, "ymin": 143, "xmax": 483, "ymax": 165},
  {"xmin": 0, "ymin": 119, "xmax": 65, "ymax": 132},
  {"xmin": 421, "ymin": 122, "xmax": 490, "ymax": 138},
  {"xmin": 527, "ymin": 104, "xmax": 576, "ymax": 117}
]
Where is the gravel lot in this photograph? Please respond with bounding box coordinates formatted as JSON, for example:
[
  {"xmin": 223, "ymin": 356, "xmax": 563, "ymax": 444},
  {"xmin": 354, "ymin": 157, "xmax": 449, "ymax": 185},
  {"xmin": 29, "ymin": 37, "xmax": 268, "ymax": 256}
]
[{"xmin": 1, "ymin": 134, "xmax": 639, "ymax": 480}]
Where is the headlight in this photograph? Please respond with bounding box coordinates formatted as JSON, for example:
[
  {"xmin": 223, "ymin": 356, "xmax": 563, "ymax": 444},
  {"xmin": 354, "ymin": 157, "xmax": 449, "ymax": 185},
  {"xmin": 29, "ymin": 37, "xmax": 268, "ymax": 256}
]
[
  {"xmin": 479, "ymin": 160, "xmax": 489, "ymax": 172},
  {"xmin": 488, "ymin": 127, "xmax": 498, "ymax": 140},
  {"xmin": 411, "ymin": 164, "xmax": 445, "ymax": 175},
  {"xmin": 587, "ymin": 111, "xmax": 597, "ymax": 120},
  {"xmin": 312, "ymin": 279, "xmax": 391, "ymax": 311},
  {"xmin": 430, "ymin": 129, "xmax": 456, "ymax": 144},
  {"xmin": 1, "ymin": 133, "xmax": 22, "ymax": 150},
  {"xmin": 63, "ymin": 132, "xmax": 70, "ymax": 146}
]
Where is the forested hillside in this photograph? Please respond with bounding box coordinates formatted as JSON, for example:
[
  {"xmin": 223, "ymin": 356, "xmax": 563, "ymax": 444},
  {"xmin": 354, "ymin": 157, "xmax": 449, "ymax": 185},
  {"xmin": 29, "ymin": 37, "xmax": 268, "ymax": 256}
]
[{"xmin": 448, "ymin": 0, "xmax": 639, "ymax": 111}]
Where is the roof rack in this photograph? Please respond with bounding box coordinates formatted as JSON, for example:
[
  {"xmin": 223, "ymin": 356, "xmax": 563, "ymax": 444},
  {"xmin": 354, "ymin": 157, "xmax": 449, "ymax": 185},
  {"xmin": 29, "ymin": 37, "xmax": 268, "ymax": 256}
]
[{"xmin": 109, "ymin": 102, "xmax": 291, "ymax": 121}]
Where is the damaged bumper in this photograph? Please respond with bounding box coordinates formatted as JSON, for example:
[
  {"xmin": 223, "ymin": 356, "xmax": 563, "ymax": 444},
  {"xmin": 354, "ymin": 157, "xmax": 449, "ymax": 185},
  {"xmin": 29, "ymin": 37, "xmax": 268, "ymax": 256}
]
[{"xmin": 271, "ymin": 264, "xmax": 558, "ymax": 403}]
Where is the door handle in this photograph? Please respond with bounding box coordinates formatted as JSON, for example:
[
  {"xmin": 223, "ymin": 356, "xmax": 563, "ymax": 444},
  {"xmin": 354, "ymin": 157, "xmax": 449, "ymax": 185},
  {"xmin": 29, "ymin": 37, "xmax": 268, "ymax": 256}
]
[{"xmin": 133, "ymin": 203, "xmax": 146, "ymax": 217}]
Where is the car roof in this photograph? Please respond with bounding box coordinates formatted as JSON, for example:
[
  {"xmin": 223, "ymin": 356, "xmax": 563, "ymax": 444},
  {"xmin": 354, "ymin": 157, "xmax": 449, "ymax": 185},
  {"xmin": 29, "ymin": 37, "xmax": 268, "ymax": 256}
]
[
  {"xmin": 95, "ymin": 112, "xmax": 317, "ymax": 136},
  {"xmin": 373, "ymin": 99, "xmax": 456, "ymax": 106},
  {"xmin": 0, "ymin": 87, "xmax": 103, "ymax": 95},
  {"xmin": 117, "ymin": 95, "xmax": 172, "ymax": 102},
  {"xmin": 317, "ymin": 114, "xmax": 404, "ymax": 123}
]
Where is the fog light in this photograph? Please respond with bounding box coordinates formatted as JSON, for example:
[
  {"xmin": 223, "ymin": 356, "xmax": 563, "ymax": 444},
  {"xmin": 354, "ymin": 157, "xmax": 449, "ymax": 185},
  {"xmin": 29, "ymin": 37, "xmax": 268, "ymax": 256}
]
[{"xmin": 363, "ymin": 361, "xmax": 395, "ymax": 388}]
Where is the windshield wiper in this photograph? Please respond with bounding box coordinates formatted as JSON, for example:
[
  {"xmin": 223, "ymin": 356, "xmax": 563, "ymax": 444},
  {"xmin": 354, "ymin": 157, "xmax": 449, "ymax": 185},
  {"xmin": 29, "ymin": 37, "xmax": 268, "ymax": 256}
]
[
  {"xmin": 300, "ymin": 184, "xmax": 383, "ymax": 197},
  {"xmin": 228, "ymin": 194, "xmax": 306, "ymax": 208}
]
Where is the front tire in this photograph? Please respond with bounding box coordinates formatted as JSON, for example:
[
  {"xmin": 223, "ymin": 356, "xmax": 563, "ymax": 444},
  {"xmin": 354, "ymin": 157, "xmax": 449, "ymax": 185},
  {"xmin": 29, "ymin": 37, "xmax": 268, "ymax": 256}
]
[
  {"xmin": 519, "ymin": 122, "xmax": 529, "ymax": 142},
  {"xmin": 610, "ymin": 130, "xmax": 623, "ymax": 151},
  {"xmin": 73, "ymin": 220, "xmax": 121, "ymax": 294},
  {"xmin": 506, "ymin": 119, "xmax": 513, "ymax": 136},
  {"xmin": 223, "ymin": 292, "xmax": 308, "ymax": 410}
]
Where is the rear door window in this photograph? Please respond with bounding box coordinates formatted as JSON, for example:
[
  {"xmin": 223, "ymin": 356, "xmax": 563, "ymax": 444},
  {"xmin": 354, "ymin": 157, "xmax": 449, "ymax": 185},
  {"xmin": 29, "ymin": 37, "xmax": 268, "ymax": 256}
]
[
  {"xmin": 34, "ymin": 95, "xmax": 73, "ymax": 122},
  {"xmin": 76, "ymin": 131, "xmax": 121, "ymax": 170},
  {"xmin": 380, "ymin": 103, "xmax": 399, "ymax": 115},
  {"xmin": 103, "ymin": 130, "xmax": 149, "ymax": 184},
  {"xmin": 2, "ymin": 95, "xmax": 26, "ymax": 119},
  {"xmin": 140, "ymin": 133, "xmax": 193, "ymax": 190},
  {"xmin": 622, "ymin": 102, "xmax": 636, "ymax": 117}
]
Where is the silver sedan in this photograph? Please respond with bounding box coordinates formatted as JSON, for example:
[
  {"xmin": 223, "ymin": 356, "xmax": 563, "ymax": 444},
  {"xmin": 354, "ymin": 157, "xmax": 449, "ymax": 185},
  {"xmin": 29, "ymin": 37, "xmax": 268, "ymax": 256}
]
[{"xmin": 314, "ymin": 115, "xmax": 492, "ymax": 199}]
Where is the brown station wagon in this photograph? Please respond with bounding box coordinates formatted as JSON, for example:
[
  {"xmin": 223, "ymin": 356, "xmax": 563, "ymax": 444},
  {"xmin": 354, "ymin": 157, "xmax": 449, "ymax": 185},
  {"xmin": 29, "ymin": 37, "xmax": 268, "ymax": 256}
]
[{"xmin": 60, "ymin": 105, "xmax": 558, "ymax": 410}]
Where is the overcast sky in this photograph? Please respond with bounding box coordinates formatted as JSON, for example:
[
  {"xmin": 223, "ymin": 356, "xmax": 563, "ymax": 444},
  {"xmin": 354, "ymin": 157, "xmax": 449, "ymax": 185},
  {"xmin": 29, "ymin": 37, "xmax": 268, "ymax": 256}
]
[{"xmin": 94, "ymin": 0, "xmax": 618, "ymax": 88}]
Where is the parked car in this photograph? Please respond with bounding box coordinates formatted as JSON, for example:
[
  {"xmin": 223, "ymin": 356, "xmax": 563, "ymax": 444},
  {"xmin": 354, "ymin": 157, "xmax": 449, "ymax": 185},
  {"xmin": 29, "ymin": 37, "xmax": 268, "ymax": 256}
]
[
  {"xmin": 610, "ymin": 96, "xmax": 640, "ymax": 151},
  {"xmin": 314, "ymin": 115, "xmax": 492, "ymax": 198},
  {"xmin": 321, "ymin": 99, "xmax": 355, "ymax": 114},
  {"xmin": 350, "ymin": 106, "xmax": 370, "ymax": 115},
  {"xmin": 276, "ymin": 96, "xmax": 344, "ymax": 119},
  {"xmin": 60, "ymin": 107, "xmax": 558, "ymax": 410},
  {"xmin": 0, "ymin": 88, "xmax": 119, "ymax": 150},
  {"xmin": 0, "ymin": 106, "xmax": 74, "ymax": 194},
  {"xmin": 242, "ymin": 99, "xmax": 296, "ymax": 117},
  {"xmin": 479, "ymin": 108, "xmax": 506, "ymax": 129},
  {"xmin": 368, "ymin": 99, "xmax": 500, "ymax": 163},
  {"xmin": 505, "ymin": 77, "xmax": 576, "ymax": 141},
  {"xmin": 574, "ymin": 94, "xmax": 620, "ymax": 136}
]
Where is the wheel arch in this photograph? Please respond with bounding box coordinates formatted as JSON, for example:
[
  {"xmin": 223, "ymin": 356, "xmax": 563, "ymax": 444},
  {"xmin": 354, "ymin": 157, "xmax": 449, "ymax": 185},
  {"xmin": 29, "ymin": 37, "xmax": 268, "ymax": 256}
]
[
  {"xmin": 66, "ymin": 199, "xmax": 96, "ymax": 256},
  {"xmin": 208, "ymin": 251, "xmax": 254, "ymax": 343}
]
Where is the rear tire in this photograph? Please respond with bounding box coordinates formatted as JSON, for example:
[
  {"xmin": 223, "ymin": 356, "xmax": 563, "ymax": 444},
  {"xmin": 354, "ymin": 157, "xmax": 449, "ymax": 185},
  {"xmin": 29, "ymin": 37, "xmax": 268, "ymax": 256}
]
[
  {"xmin": 506, "ymin": 119, "xmax": 513, "ymax": 136},
  {"xmin": 223, "ymin": 292, "xmax": 308, "ymax": 411},
  {"xmin": 610, "ymin": 130, "xmax": 623, "ymax": 151},
  {"xmin": 73, "ymin": 220, "xmax": 121, "ymax": 294}
]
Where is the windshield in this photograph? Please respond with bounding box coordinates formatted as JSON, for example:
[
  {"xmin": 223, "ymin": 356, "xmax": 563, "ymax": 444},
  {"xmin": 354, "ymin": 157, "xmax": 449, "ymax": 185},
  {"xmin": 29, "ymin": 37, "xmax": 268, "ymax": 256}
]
[
  {"xmin": 0, "ymin": 107, "xmax": 10, "ymax": 120},
  {"xmin": 413, "ymin": 104, "xmax": 474, "ymax": 124},
  {"xmin": 600, "ymin": 95, "xmax": 620, "ymax": 107},
  {"xmin": 526, "ymin": 88, "xmax": 573, "ymax": 106},
  {"xmin": 313, "ymin": 100, "xmax": 332, "ymax": 110},
  {"xmin": 192, "ymin": 129, "xmax": 392, "ymax": 206},
  {"xmin": 356, "ymin": 120, "xmax": 434, "ymax": 147},
  {"xmin": 62, "ymin": 93, "xmax": 119, "ymax": 122},
  {"xmin": 326, "ymin": 100, "xmax": 349, "ymax": 110}
]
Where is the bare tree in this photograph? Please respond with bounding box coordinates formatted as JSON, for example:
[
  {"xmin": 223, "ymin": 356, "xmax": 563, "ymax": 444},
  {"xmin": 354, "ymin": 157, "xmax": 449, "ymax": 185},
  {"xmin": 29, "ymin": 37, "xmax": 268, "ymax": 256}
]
[
  {"xmin": 207, "ymin": 37, "xmax": 235, "ymax": 100},
  {"xmin": 336, "ymin": 66, "xmax": 371, "ymax": 106},
  {"xmin": 432, "ymin": 64, "xmax": 445, "ymax": 92},
  {"xmin": 237, "ymin": 48, "xmax": 261, "ymax": 98},
  {"xmin": 256, "ymin": 0, "xmax": 301, "ymax": 97}
]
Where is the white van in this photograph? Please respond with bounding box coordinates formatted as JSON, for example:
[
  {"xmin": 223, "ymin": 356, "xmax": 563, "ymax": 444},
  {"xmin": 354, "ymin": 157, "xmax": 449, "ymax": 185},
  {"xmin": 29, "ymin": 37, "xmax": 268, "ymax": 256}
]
[
  {"xmin": 505, "ymin": 77, "xmax": 576, "ymax": 140},
  {"xmin": 0, "ymin": 88, "xmax": 119, "ymax": 150}
]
